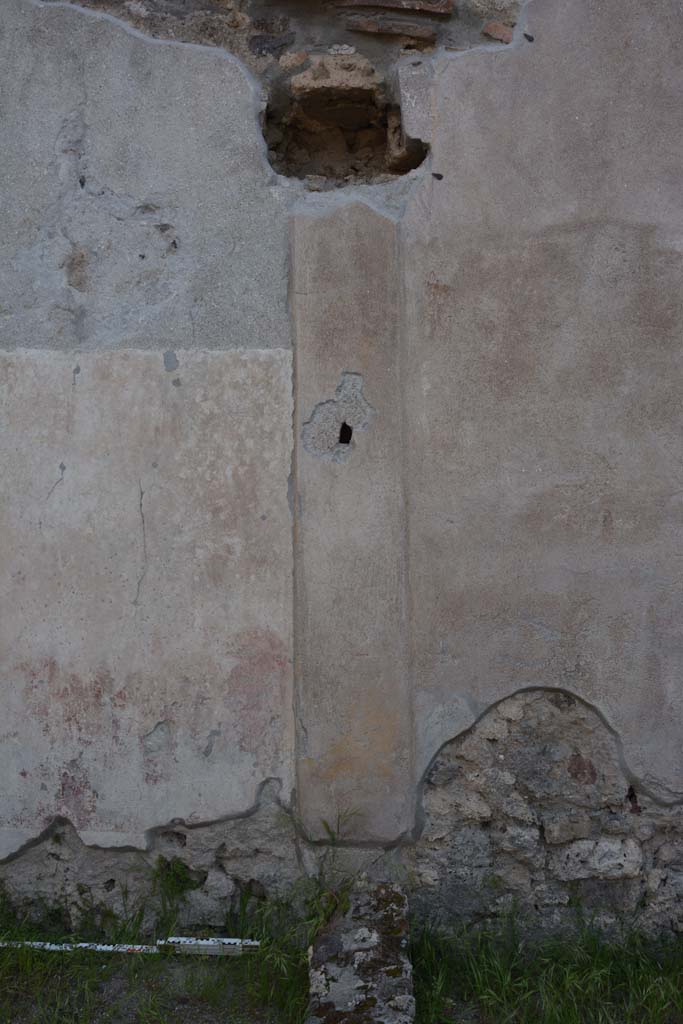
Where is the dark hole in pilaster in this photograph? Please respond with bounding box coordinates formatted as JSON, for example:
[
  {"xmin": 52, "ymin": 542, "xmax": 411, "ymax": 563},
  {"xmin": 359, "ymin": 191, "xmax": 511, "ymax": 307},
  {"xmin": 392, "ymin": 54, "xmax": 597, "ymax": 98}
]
[{"xmin": 339, "ymin": 422, "xmax": 353, "ymax": 445}]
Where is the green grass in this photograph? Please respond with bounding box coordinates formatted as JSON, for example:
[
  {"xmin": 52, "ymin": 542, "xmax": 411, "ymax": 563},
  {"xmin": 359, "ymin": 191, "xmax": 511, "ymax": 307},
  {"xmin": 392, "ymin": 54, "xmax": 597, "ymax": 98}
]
[
  {"xmin": 412, "ymin": 923, "xmax": 683, "ymax": 1024},
  {"xmin": 0, "ymin": 884, "xmax": 301, "ymax": 1019},
  {"xmin": 0, "ymin": 880, "xmax": 331, "ymax": 1024},
  {"xmin": 6, "ymin": 879, "xmax": 683, "ymax": 1024}
]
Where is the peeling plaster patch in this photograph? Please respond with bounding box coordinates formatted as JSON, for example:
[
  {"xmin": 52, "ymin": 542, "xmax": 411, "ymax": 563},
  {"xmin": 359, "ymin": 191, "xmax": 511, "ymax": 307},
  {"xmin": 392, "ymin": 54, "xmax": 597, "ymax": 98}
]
[
  {"xmin": 302, "ymin": 372, "xmax": 374, "ymax": 463},
  {"xmin": 163, "ymin": 350, "xmax": 178, "ymax": 372},
  {"xmin": 2, "ymin": 0, "xmax": 290, "ymax": 351},
  {"xmin": 0, "ymin": 779, "xmax": 302, "ymax": 933}
]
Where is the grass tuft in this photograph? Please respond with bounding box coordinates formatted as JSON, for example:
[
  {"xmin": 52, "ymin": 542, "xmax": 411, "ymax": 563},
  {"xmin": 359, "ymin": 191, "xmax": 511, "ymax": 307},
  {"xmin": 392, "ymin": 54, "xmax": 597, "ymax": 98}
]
[{"xmin": 411, "ymin": 921, "xmax": 683, "ymax": 1024}]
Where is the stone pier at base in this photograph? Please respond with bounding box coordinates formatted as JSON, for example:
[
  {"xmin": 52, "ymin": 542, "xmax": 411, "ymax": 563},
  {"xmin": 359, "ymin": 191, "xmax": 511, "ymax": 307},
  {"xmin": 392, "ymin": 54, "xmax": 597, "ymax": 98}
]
[{"xmin": 307, "ymin": 881, "xmax": 414, "ymax": 1024}]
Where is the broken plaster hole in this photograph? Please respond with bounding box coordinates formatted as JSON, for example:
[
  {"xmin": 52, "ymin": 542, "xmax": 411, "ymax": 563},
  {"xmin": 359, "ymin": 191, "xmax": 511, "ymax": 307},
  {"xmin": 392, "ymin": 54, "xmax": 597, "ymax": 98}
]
[
  {"xmin": 339, "ymin": 422, "xmax": 353, "ymax": 445},
  {"xmin": 302, "ymin": 372, "xmax": 374, "ymax": 462},
  {"xmin": 263, "ymin": 54, "xmax": 428, "ymax": 185}
]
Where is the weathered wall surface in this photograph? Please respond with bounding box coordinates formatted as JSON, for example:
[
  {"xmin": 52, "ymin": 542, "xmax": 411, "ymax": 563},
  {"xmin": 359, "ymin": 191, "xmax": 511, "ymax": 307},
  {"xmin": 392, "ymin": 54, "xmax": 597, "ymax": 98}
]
[
  {"xmin": 2, "ymin": 0, "xmax": 683, "ymax": 935},
  {"xmin": 1, "ymin": 0, "xmax": 290, "ymax": 350},
  {"xmin": 1, "ymin": 0, "xmax": 295, "ymax": 860},
  {"xmin": 402, "ymin": 0, "xmax": 683, "ymax": 801},
  {"xmin": 0, "ymin": 349, "xmax": 294, "ymax": 856}
]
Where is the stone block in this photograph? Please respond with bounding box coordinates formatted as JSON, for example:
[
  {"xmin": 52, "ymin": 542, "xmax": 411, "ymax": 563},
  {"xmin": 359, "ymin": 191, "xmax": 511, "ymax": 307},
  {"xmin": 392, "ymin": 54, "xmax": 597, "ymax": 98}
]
[
  {"xmin": 307, "ymin": 881, "xmax": 414, "ymax": 1024},
  {"xmin": 551, "ymin": 839, "xmax": 643, "ymax": 881}
]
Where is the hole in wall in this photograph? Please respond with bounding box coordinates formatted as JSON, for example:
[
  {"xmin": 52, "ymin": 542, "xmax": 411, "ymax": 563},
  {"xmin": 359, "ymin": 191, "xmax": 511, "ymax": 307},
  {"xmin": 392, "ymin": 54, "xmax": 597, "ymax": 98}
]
[
  {"xmin": 339, "ymin": 422, "xmax": 353, "ymax": 445},
  {"xmin": 263, "ymin": 55, "xmax": 428, "ymax": 185},
  {"xmin": 302, "ymin": 371, "xmax": 374, "ymax": 462},
  {"xmin": 61, "ymin": 0, "xmax": 526, "ymax": 189}
]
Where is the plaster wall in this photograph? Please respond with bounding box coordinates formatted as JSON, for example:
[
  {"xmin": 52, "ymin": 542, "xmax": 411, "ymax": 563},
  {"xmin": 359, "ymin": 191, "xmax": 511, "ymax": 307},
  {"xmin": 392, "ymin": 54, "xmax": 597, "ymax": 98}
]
[
  {"xmin": 1, "ymin": 0, "xmax": 295, "ymax": 859},
  {"xmin": 1, "ymin": 0, "xmax": 683, "ymax": 930},
  {"xmin": 402, "ymin": 0, "xmax": 683, "ymax": 800}
]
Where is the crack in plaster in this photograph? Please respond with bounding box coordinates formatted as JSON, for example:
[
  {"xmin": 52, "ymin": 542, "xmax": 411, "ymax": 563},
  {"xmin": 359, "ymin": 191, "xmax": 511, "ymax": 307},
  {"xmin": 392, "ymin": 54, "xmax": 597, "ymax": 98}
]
[
  {"xmin": 45, "ymin": 462, "xmax": 67, "ymax": 501},
  {"xmin": 132, "ymin": 479, "xmax": 147, "ymax": 607}
]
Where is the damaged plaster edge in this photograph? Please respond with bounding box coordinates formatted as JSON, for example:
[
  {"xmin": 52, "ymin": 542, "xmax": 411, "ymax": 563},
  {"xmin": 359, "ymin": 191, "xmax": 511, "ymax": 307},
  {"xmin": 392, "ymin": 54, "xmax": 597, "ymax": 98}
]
[
  {"xmin": 411, "ymin": 685, "xmax": 683, "ymax": 845},
  {"xmin": 25, "ymin": 0, "xmax": 281, "ymax": 183},
  {"xmin": 292, "ymin": 689, "xmax": 683, "ymax": 853},
  {"xmin": 282, "ymin": 37, "xmax": 439, "ymax": 216},
  {"xmin": 285, "ymin": 207, "xmax": 303, "ymax": 730},
  {"xmin": 301, "ymin": 370, "xmax": 375, "ymax": 463},
  {"xmin": 284, "ymin": 70, "xmax": 437, "ymax": 215},
  {"xmin": 285, "ymin": 0, "xmax": 539, "ymax": 209},
  {"xmin": 28, "ymin": 0, "xmax": 262, "ymax": 83},
  {"xmin": 23, "ymin": 0, "xmax": 427, "ymax": 206},
  {"xmin": 396, "ymin": 211, "xmax": 418, "ymax": 839},
  {"xmin": 288, "ymin": 168, "xmax": 431, "ymax": 222},
  {"xmin": 0, "ymin": 777, "xmax": 294, "ymax": 866},
  {"xmin": 3, "ymin": 686, "xmax": 682, "ymax": 868}
]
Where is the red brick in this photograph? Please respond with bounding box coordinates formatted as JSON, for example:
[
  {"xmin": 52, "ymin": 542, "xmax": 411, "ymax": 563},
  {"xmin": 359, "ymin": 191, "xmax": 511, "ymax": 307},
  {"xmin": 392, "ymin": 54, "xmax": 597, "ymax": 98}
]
[{"xmin": 482, "ymin": 19, "xmax": 514, "ymax": 44}]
